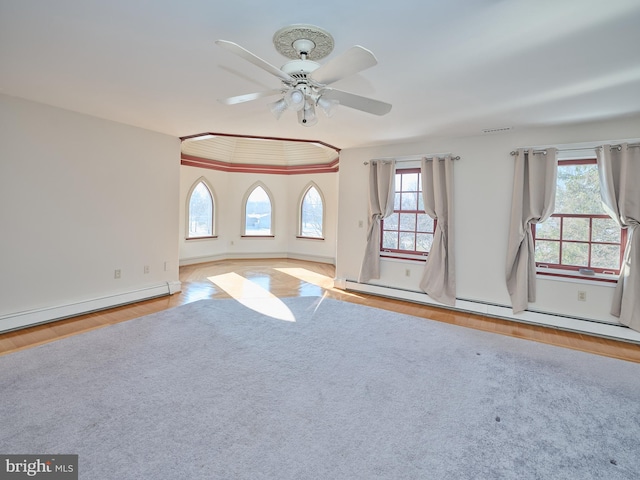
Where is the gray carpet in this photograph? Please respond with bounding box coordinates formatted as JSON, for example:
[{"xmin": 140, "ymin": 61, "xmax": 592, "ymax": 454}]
[{"xmin": 1, "ymin": 296, "xmax": 639, "ymax": 479}]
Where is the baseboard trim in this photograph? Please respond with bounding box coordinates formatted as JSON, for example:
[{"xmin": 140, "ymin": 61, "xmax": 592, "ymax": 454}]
[
  {"xmin": 344, "ymin": 280, "xmax": 640, "ymax": 344},
  {"xmin": 0, "ymin": 281, "xmax": 182, "ymax": 334},
  {"xmin": 287, "ymin": 253, "xmax": 335, "ymax": 265},
  {"xmin": 180, "ymin": 253, "xmax": 335, "ymax": 266}
]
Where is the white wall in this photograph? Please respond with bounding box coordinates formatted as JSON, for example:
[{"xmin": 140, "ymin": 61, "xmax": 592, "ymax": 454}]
[
  {"xmin": 336, "ymin": 114, "xmax": 640, "ymax": 338},
  {"xmin": 2, "ymin": 91, "xmax": 637, "ymax": 340},
  {"xmin": 0, "ymin": 95, "xmax": 181, "ymax": 331},
  {"xmin": 179, "ymin": 166, "xmax": 338, "ymax": 265}
]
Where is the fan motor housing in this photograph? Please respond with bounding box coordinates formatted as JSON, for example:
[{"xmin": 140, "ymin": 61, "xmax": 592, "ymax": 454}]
[{"xmin": 281, "ymin": 60, "xmax": 320, "ymax": 79}]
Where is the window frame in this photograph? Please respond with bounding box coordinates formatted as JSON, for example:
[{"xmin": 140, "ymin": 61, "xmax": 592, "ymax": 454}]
[
  {"xmin": 297, "ymin": 182, "xmax": 325, "ymax": 240},
  {"xmin": 379, "ymin": 167, "xmax": 435, "ymax": 262},
  {"xmin": 532, "ymin": 158, "xmax": 626, "ymax": 281},
  {"xmin": 185, "ymin": 178, "xmax": 216, "ymax": 240},
  {"xmin": 242, "ymin": 182, "xmax": 275, "ymax": 237}
]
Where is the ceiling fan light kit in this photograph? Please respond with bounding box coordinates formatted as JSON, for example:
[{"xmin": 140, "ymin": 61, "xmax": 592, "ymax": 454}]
[{"xmin": 216, "ymin": 24, "xmax": 391, "ymax": 127}]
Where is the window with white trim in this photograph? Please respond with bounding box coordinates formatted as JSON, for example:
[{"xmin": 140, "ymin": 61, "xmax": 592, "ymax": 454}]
[
  {"xmin": 187, "ymin": 180, "xmax": 214, "ymax": 238},
  {"xmin": 533, "ymin": 159, "xmax": 626, "ymax": 278},
  {"xmin": 380, "ymin": 168, "xmax": 435, "ymax": 260},
  {"xmin": 244, "ymin": 185, "xmax": 273, "ymax": 236},
  {"xmin": 299, "ymin": 184, "xmax": 324, "ymax": 239}
]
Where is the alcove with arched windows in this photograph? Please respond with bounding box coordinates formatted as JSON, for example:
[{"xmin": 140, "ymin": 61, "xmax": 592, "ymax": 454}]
[{"xmin": 180, "ymin": 168, "xmax": 338, "ymax": 265}]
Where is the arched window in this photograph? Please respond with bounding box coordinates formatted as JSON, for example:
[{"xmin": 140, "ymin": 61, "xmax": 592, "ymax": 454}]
[
  {"xmin": 244, "ymin": 184, "xmax": 273, "ymax": 236},
  {"xmin": 299, "ymin": 184, "xmax": 324, "ymax": 238},
  {"xmin": 187, "ymin": 180, "xmax": 214, "ymax": 238}
]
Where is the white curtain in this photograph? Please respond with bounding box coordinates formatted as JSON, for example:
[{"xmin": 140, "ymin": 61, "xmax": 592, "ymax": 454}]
[
  {"xmin": 419, "ymin": 156, "xmax": 456, "ymax": 305},
  {"xmin": 596, "ymin": 144, "xmax": 640, "ymax": 332},
  {"xmin": 358, "ymin": 160, "xmax": 396, "ymax": 282},
  {"xmin": 505, "ymin": 148, "xmax": 557, "ymax": 313}
]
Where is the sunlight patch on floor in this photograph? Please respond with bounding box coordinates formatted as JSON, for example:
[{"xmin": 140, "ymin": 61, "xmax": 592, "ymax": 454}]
[
  {"xmin": 275, "ymin": 268, "xmax": 333, "ymax": 288},
  {"xmin": 275, "ymin": 268, "xmax": 364, "ymax": 298},
  {"xmin": 207, "ymin": 272, "xmax": 296, "ymax": 322}
]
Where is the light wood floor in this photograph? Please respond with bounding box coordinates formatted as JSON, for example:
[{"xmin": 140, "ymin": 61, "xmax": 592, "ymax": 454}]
[{"xmin": 2, "ymin": 258, "xmax": 639, "ymax": 362}]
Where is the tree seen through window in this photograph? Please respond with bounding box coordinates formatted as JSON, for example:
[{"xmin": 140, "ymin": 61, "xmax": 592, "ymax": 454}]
[
  {"xmin": 188, "ymin": 181, "xmax": 213, "ymax": 238},
  {"xmin": 534, "ymin": 160, "xmax": 624, "ymax": 273},
  {"xmin": 300, "ymin": 186, "xmax": 323, "ymax": 238},
  {"xmin": 381, "ymin": 168, "xmax": 435, "ymax": 257}
]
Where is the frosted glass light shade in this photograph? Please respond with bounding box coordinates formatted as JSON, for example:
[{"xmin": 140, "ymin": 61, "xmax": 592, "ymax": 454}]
[
  {"xmin": 317, "ymin": 97, "xmax": 339, "ymax": 117},
  {"xmin": 297, "ymin": 101, "xmax": 318, "ymax": 126},
  {"xmin": 284, "ymin": 88, "xmax": 305, "ymax": 111},
  {"xmin": 269, "ymin": 98, "xmax": 288, "ymax": 119}
]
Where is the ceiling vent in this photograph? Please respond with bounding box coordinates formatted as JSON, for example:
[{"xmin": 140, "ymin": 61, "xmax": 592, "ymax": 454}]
[{"xmin": 482, "ymin": 127, "xmax": 513, "ymax": 134}]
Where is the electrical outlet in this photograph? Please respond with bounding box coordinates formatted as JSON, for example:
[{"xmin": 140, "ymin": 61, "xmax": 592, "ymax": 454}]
[
  {"xmin": 358, "ymin": 220, "xmax": 364, "ymax": 228},
  {"xmin": 114, "ymin": 269, "xmax": 121, "ymax": 279},
  {"xmin": 405, "ymin": 269, "xmax": 411, "ymax": 277},
  {"xmin": 164, "ymin": 261, "xmax": 167, "ymax": 272},
  {"xmin": 578, "ymin": 291, "xmax": 587, "ymax": 302},
  {"xmin": 144, "ymin": 265, "xmax": 149, "ymax": 274}
]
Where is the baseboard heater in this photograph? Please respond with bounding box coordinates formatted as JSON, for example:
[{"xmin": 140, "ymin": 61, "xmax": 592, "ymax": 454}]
[
  {"xmin": 0, "ymin": 281, "xmax": 182, "ymax": 334},
  {"xmin": 344, "ymin": 280, "xmax": 640, "ymax": 344}
]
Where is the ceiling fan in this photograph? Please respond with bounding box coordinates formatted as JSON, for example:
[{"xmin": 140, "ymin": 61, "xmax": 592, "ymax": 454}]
[{"xmin": 216, "ymin": 24, "xmax": 392, "ymax": 127}]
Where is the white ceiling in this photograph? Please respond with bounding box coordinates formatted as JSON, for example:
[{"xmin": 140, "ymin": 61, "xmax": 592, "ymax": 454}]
[
  {"xmin": 2, "ymin": 0, "xmax": 640, "ymax": 151},
  {"xmin": 182, "ymin": 134, "xmax": 339, "ymax": 165}
]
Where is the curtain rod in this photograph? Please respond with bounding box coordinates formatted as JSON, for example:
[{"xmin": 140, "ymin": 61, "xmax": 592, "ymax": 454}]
[
  {"xmin": 510, "ymin": 143, "xmax": 640, "ymax": 156},
  {"xmin": 364, "ymin": 154, "xmax": 460, "ymax": 165}
]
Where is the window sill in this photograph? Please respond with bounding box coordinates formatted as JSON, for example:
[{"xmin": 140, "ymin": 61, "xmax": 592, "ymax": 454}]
[
  {"xmin": 536, "ymin": 268, "xmax": 618, "ymax": 285},
  {"xmin": 186, "ymin": 235, "xmax": 218, "ymax": 241},
  {"xmin": 241, "ymin": 235, "xmax": 275, "ymax": 238},
  {"xmin": 296, "ymin": 235, "xmax": 324, "ymax": 241},
  {"xmin": 380, "ymin": 252, "xmax": 427, "ymax": 263}
]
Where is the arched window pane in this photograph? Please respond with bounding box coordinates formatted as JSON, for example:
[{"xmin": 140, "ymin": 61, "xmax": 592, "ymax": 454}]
[
  {"xmin": 188, "ymin": 182, "xmax": 213, "ymax": 237},
  {"xmin": 245, "ymin": 186, "xmax": 272, "ymax": 235},
  {"xmin": 301, "ymin": 186, "xmax": 323, "ymax": 238}
]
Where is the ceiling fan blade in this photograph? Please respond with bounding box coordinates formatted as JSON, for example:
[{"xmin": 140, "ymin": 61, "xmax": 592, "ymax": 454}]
[
  {"xmin": 218, "ymin": 89, "xmax": 283, "ymax": 105},
  {"xmin": 216, "ymin": 40, "xmax": 293, "ymax": 83},
  {"xmin": 322, "ymin": 89, "xmax": 392, "ymax": 116},
  {"xmin": 310, "ymin": 46, "xmax": 378, "ymax": 85}
]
